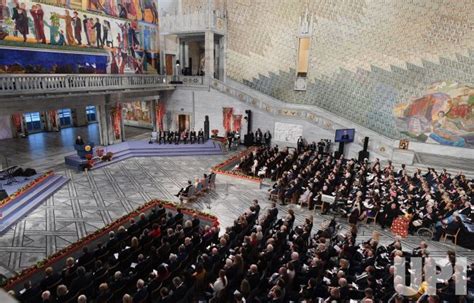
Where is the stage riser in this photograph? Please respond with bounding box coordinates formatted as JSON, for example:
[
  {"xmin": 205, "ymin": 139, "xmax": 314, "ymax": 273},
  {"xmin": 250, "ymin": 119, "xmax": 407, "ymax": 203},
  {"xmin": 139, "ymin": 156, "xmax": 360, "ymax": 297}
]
[
  {"xmin": 0, "ymin": 175, "xmax": 69, "ymax": 234},
  {"xmin": 65, "ymin": 140, "xmax": 224, "ymax": 170}
]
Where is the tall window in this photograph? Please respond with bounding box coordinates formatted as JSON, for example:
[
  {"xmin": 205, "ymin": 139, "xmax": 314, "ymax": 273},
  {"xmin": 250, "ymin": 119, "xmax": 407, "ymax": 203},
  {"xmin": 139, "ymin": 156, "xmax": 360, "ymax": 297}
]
[
  {"xmin": 24, "ymin": 112, "xmax": 42, "ymax": 132},
  {"xmin": 86, "ymin": 106, "xmax": 97, "ymax": 122},
  {"xmin": 296, "ymin": 37, "xmax": 310, "ymax": 77},
  {"xmin": 58, "ymin": 109, "xmax": 72, "ymax": 127}
]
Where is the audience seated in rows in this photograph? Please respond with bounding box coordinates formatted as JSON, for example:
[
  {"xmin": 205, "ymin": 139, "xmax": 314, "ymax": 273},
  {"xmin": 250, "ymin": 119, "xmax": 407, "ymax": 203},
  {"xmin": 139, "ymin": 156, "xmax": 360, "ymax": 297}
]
[
  {"xmin": 238, "ymin": 144, "xmax": 473, "ymax": 243},
  {"xmin": 8, "ymin": 199, "xmax": 474, "ymax": 302}
]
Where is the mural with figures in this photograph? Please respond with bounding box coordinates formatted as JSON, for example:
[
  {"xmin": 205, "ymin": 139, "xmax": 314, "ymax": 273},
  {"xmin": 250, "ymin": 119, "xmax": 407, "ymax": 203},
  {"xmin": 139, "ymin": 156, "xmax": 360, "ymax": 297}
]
[
  {"xmin": 394, "ymin": 82, "xmax": 474, "ymax": 148},
  {"xmin": 123, "ymin": 101, "xmax": 152, "ymax": 128},
  {"xmin": 0, "ymin": 0, "xmax": 158, "ymax": 73}
]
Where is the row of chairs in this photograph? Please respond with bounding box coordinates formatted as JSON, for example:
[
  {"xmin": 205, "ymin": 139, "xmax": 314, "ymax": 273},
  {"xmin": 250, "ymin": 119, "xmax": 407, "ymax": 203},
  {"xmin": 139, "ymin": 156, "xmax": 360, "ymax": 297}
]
[{"xmin": 180, "ymin": 174, "xmax": 217, "ymax": 203}]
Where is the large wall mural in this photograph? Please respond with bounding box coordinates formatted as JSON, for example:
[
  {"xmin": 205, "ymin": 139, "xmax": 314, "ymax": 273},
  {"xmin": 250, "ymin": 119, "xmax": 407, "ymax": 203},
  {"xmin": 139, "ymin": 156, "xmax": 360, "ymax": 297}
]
[
  {"xmin": 394, "ymin": 82, "xmax": 474, "ymax": 148},
  {"xmin": 0, "ymin": 0, "xmax": 158, "ymax": 73}
]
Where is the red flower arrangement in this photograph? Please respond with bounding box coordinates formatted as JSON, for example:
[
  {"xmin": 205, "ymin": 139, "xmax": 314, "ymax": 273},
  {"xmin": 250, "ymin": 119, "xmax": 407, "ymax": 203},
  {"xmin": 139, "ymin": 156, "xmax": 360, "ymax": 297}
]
[
  {"xmin": 211, "ymin": 147, "xmax": 262, "ymax": 183},
  {"xmin": 0, "ymin": 171, "xmax": 54, "ymax": 209},
  {"xmin": 3, "ymin": 199, "xmax": 219, "ymax": 289}
]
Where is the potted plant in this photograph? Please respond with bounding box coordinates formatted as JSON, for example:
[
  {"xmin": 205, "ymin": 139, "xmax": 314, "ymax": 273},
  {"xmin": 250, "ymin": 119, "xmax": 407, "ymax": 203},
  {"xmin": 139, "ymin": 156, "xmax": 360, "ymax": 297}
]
[{"xmin": 211, "ymin": 129, "xmax": 219, "ymax": 138}]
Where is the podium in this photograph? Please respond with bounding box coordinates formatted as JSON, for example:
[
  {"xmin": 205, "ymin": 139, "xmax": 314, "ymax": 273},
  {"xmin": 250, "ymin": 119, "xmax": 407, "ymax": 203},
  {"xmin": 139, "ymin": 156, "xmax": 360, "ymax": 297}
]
[{"xmin": 74, "ymin": 143, "xmax": 95, "ymax": 159}]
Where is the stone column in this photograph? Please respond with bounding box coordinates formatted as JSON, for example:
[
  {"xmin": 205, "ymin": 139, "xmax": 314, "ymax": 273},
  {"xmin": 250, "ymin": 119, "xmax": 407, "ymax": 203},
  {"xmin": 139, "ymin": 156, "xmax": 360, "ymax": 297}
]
[
  {"xmin": 204, "ymin": 31, "xmax": 214, "ymax": 78},
  {"xmin": 96, "ymin": 103, "xmax": 108, "ymax": 146},
  {"xmin": 151, "ymin": 99, "xmax": 157, "ymax": 131}
]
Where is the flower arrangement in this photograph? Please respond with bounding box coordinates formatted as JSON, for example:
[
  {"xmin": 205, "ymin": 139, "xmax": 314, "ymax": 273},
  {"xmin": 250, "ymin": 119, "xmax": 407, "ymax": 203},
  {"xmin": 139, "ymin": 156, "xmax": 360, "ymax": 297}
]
[
  {"xmin": 3, "ymin": 199, "xmax": 218, "ymax": 289},
  {"xmin": 211, "ymin": 129, "xmax": 219, "ymax": 138},
  {"xmin": 211, "ymin": 148, "xmax": 262, "ymax": 183},
  {"xmin": 0, "ymin": 171, "xmax": 54, "ymax": 208}
]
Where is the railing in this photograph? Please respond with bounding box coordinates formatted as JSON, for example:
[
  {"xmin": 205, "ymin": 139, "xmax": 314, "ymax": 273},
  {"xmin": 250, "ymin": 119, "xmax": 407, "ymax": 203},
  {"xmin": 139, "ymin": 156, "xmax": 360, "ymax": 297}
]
[
  {"xmin": 0, "ymin": 74, "xmax": 208, "ymax": 97},
  {"xmin": 159, "ymin": 10, "xmax": 226, "ymax": 34},
  {"xmin": 0, "ymin": 74, "xmax": 174, "ymax": 96}
]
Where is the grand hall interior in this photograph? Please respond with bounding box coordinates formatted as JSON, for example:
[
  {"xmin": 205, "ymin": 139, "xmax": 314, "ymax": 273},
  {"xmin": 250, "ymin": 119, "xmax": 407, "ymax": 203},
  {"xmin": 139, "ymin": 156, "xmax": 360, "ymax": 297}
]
[{"xmin": 0, "ymin": 0, "xmax": 473, "ymax": 302}]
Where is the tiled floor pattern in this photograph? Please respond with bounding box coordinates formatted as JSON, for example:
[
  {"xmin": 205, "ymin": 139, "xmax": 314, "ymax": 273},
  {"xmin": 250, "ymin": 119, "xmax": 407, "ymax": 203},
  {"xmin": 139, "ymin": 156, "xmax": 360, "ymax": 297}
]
[{"xmin": 0, "ymin": 153, "xmax": 472, "ymax": 278}]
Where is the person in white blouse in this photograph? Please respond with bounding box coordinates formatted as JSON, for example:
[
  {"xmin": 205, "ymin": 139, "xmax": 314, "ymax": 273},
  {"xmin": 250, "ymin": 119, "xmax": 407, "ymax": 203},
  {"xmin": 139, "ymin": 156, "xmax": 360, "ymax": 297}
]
[{"xmin": 210, "ymin": 269, "xmax": 228, "ymax": 294}]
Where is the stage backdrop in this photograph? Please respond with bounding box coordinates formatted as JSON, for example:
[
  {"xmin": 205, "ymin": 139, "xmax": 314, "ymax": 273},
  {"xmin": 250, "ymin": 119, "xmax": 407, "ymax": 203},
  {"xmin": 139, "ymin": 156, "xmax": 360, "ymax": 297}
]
[
  {"xmin": 0, "ymin": 0, "xmax": 159, "ymax": 74},
  {"xmin": 274, "ymin": 122, "xmax": 303, "ymax": 144}
]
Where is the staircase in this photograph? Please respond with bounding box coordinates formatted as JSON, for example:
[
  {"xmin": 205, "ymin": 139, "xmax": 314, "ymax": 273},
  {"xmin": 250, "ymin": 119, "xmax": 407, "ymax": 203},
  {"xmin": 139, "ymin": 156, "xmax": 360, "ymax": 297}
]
[{"xmin": 0, "ymin": 173, "xmax": 69, "ymax": 233}]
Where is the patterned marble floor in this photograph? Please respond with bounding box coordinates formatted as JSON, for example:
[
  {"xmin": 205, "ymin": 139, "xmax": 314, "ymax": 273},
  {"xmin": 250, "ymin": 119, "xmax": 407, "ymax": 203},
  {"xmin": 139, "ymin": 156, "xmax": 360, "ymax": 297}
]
[{"xmin": 0, "ymin": 151, "xmax": 473, "ymax": 279}]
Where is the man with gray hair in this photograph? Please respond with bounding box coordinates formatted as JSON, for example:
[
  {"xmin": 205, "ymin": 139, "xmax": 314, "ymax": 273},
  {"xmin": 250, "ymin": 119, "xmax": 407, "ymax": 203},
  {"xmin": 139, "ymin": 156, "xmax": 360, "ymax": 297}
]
[{"xmin": 77, "ymin": 294, "xmax": 87, "ymax": 303}]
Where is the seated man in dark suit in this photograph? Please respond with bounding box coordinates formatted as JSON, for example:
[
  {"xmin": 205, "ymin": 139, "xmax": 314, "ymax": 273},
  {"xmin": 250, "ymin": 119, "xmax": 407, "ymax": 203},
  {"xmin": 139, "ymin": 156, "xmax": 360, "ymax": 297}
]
[
  {"xmin": 190, "ymin": 129, "xmax": 197, "ymax": 144},
  {"xmin": 158, "ymin": 130, "xmax": 166, "ymax": 144},
  {"xmin": 167, "ymin": 131, "xmax": 174, "ymax": 144},
  {"xmin": 175, "ymin": 180, "xmax": 193, "ymax": 198},
  {"xmin": 40, "ymin": 267, "xmax": 61, "ymax": 290},
  {"xmin": 70, "ymin": 266, "xmax": 91, "ymax": 294},
  {"xmin": 77, "ymin": 246, "xmax": 94, "ymax": 268},
  {"xmin": 174, "ymin": 130, "xmax": 180, "ymax": 145},
  {"xmin": 18, "ymin": 280, "xmax": 40, "ymax": 303},
  {"xmin": 132, "ymin": 279, "xmax": 148, "ymax": 303},
  {"xmin": 171, "ymin": 277, "xmax": 186, "ymax": 301},
  {"xmin": 197, "ymin": 128, "xmax": 204, "ymax": 144}
]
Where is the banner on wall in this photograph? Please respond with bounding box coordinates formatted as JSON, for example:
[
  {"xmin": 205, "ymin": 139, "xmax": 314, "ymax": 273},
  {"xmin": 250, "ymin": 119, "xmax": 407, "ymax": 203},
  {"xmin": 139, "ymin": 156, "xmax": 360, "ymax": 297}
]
[
  {"xmin": 232, "ymin": 114, "xmax": 242, "ymax": 133},
  {"xmin": 11, "ymin": 113, "xmax": 23, "ymax": 134},
  {"xmin": 155, "ymin": 100, "xmax": 165, "ymax": 131},
  {"xmin": 223, "ymin": 107, "xmax": 233, "ymax": 133},
  {"xmin": 112, "ymin": 103, "xmax": 122, "ymax": 140},
  {"xmin": 45, "ymin": 110, "xmax": 59, "ymax": 131}
]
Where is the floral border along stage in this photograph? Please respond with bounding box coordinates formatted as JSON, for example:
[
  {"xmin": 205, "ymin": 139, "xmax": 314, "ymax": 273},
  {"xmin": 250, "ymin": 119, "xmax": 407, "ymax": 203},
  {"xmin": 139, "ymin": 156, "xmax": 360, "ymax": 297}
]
[
  {"xmin": 211, "ymin": 147, "xmax": 262, "ymax": 183},
  {"xmin": 3, "ymin": 199, "xmax": 219, "ymax": 289},
  {"xmin": 0, "ymin": 171, "xmax": 54, "ymax": 209}
]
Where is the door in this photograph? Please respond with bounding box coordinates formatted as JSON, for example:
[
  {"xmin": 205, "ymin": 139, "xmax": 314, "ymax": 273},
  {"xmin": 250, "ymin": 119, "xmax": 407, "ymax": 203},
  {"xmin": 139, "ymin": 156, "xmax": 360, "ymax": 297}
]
[
  {"xmin": 165, "ymin": 54, "xmax": 174, "ymax": 75},
  {"xmin": 178, "ymin": 115, "xmax": 187, "ymax": 133}
]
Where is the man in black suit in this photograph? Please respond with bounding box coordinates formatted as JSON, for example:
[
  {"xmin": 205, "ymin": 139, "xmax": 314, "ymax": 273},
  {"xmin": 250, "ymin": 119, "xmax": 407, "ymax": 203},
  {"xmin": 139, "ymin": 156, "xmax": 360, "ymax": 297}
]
[
  {"xmin": 77, "ymin": 246, "xmax": 93, "ymax": 268},
  {"xmin": 197, "ymin": 128, "xmax": 204, "ymax": 144},
  {"xmin": 174, "ymin": 130, "xmax": 180, "ymax": 145},
  {"xmin": 70, "ymin": 266, "xmax": 91, "ymax": 294},
  {"xmin": 18, "ymin": 281, "xmax": 40, "ymax": 303},
  {"xmin": 341, "ymin": 130, "xmax": 350, "ymax": 141},
  {"xmin": 255, "ymin": 128, "xmax": 263, "ymax": 145},
  {"xmin": 40, "ymin": 267, "xmax": 61, "ymax": 291},
  {"xmin": 171, "ymin": 277, "xmax": 186, "ymax": 300},
  {"xmin": 264, "ymin": 130, "xmax": 272, "ymax": 146},
  {"xmin": 133, "ymin": 279, "xmax": 148, "ymax": 303},
  {"xmin": 167, "ymin": 130, "xmax": 174, "ymax": 144},
  {"xmin": 158, "ymin": 130, "xmax": 166, "ymax": 144},
  {"xmin": 190, "ymin": 129, "xmax": 197, "ymax": 144},
  {"xmin": 175, "ymin": 181, "xmax": 192, "ymax": 198},
  {"xmin": 297, "ymin": 136, "xmax": 305, "ymax": 152}
]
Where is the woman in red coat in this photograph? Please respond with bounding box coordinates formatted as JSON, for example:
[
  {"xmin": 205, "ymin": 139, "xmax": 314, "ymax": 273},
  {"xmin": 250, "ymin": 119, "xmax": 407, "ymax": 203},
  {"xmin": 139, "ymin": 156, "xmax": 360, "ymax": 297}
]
[{"xmin": 30, "ymin": 4, "xmax": 46, "ymax": 43}]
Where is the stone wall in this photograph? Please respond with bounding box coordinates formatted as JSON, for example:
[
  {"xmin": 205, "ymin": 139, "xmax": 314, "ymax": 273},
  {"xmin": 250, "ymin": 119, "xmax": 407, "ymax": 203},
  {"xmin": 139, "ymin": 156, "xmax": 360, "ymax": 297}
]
[{"xmin": 225, "ymin": 0, "xmax": 474, "ymax": 148}]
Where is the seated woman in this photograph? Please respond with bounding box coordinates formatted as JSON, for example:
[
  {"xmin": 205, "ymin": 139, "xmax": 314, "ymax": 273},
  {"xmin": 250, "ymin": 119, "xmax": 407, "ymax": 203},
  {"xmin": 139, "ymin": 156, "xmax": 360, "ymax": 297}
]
[{"xmin": 194, "ymin": 177, "xmax": 203, "ymax": 193}]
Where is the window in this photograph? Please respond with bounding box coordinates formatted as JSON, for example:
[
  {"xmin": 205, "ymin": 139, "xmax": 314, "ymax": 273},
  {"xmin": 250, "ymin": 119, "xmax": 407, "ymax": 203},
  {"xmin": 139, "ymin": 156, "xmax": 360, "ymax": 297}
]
[
  {"xmin": 86, "ymin": 106, "xmax": 97, "ymax": 122},
  {"xmin": 296, "ymin": 37, "xmax": 310, "ymax": 77},
  {"xmin": 58, "ymin": 109, "xmax": 72, "ymax": 127},
  {"xmin": 24, "ymin": 112, "xmax": 42, "ymax": 132}
]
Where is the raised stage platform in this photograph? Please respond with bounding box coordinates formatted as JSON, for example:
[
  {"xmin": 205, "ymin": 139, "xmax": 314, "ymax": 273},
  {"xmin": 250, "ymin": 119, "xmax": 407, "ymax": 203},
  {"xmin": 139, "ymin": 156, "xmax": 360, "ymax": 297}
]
[
  {"xmin": 0, "ymin": 172, "xmax": 69, "ymax": 233},
  {"xmin": 64, "ymin": 139, "xmax": 224, "ymax": 170}
]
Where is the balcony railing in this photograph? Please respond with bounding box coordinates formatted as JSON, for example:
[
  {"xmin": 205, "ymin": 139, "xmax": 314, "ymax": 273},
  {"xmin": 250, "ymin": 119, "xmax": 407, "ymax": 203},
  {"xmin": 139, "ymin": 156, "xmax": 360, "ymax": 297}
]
[{"xmin": 0, "ymin": 74, "xmax": 207, "ymax": 98}]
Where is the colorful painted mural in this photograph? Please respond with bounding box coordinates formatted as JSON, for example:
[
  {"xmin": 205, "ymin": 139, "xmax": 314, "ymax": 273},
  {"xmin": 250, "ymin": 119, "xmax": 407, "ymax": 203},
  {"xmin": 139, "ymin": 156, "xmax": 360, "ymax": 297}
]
[
  {"xmin": 0, "ymin": 0, "xmax": 158, "ymax": 73},
  {"xmin": 394, "ymin": 82, "xmax": 474, "ymax": 148},
  {"xmin": 123, "ymin": 101, "xmax": 152, "ymax": 128}
]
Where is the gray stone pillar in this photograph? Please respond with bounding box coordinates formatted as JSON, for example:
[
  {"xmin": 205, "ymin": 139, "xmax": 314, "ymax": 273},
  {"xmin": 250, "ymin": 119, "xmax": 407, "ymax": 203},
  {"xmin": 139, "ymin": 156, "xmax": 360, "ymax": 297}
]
[
  {"xmin": 205, "ymin": 31, "xmax": 214, "ymax": 78},
  {"xmin": 151, "ymin": 99, "xmax": 157, "ymax": 131}
]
